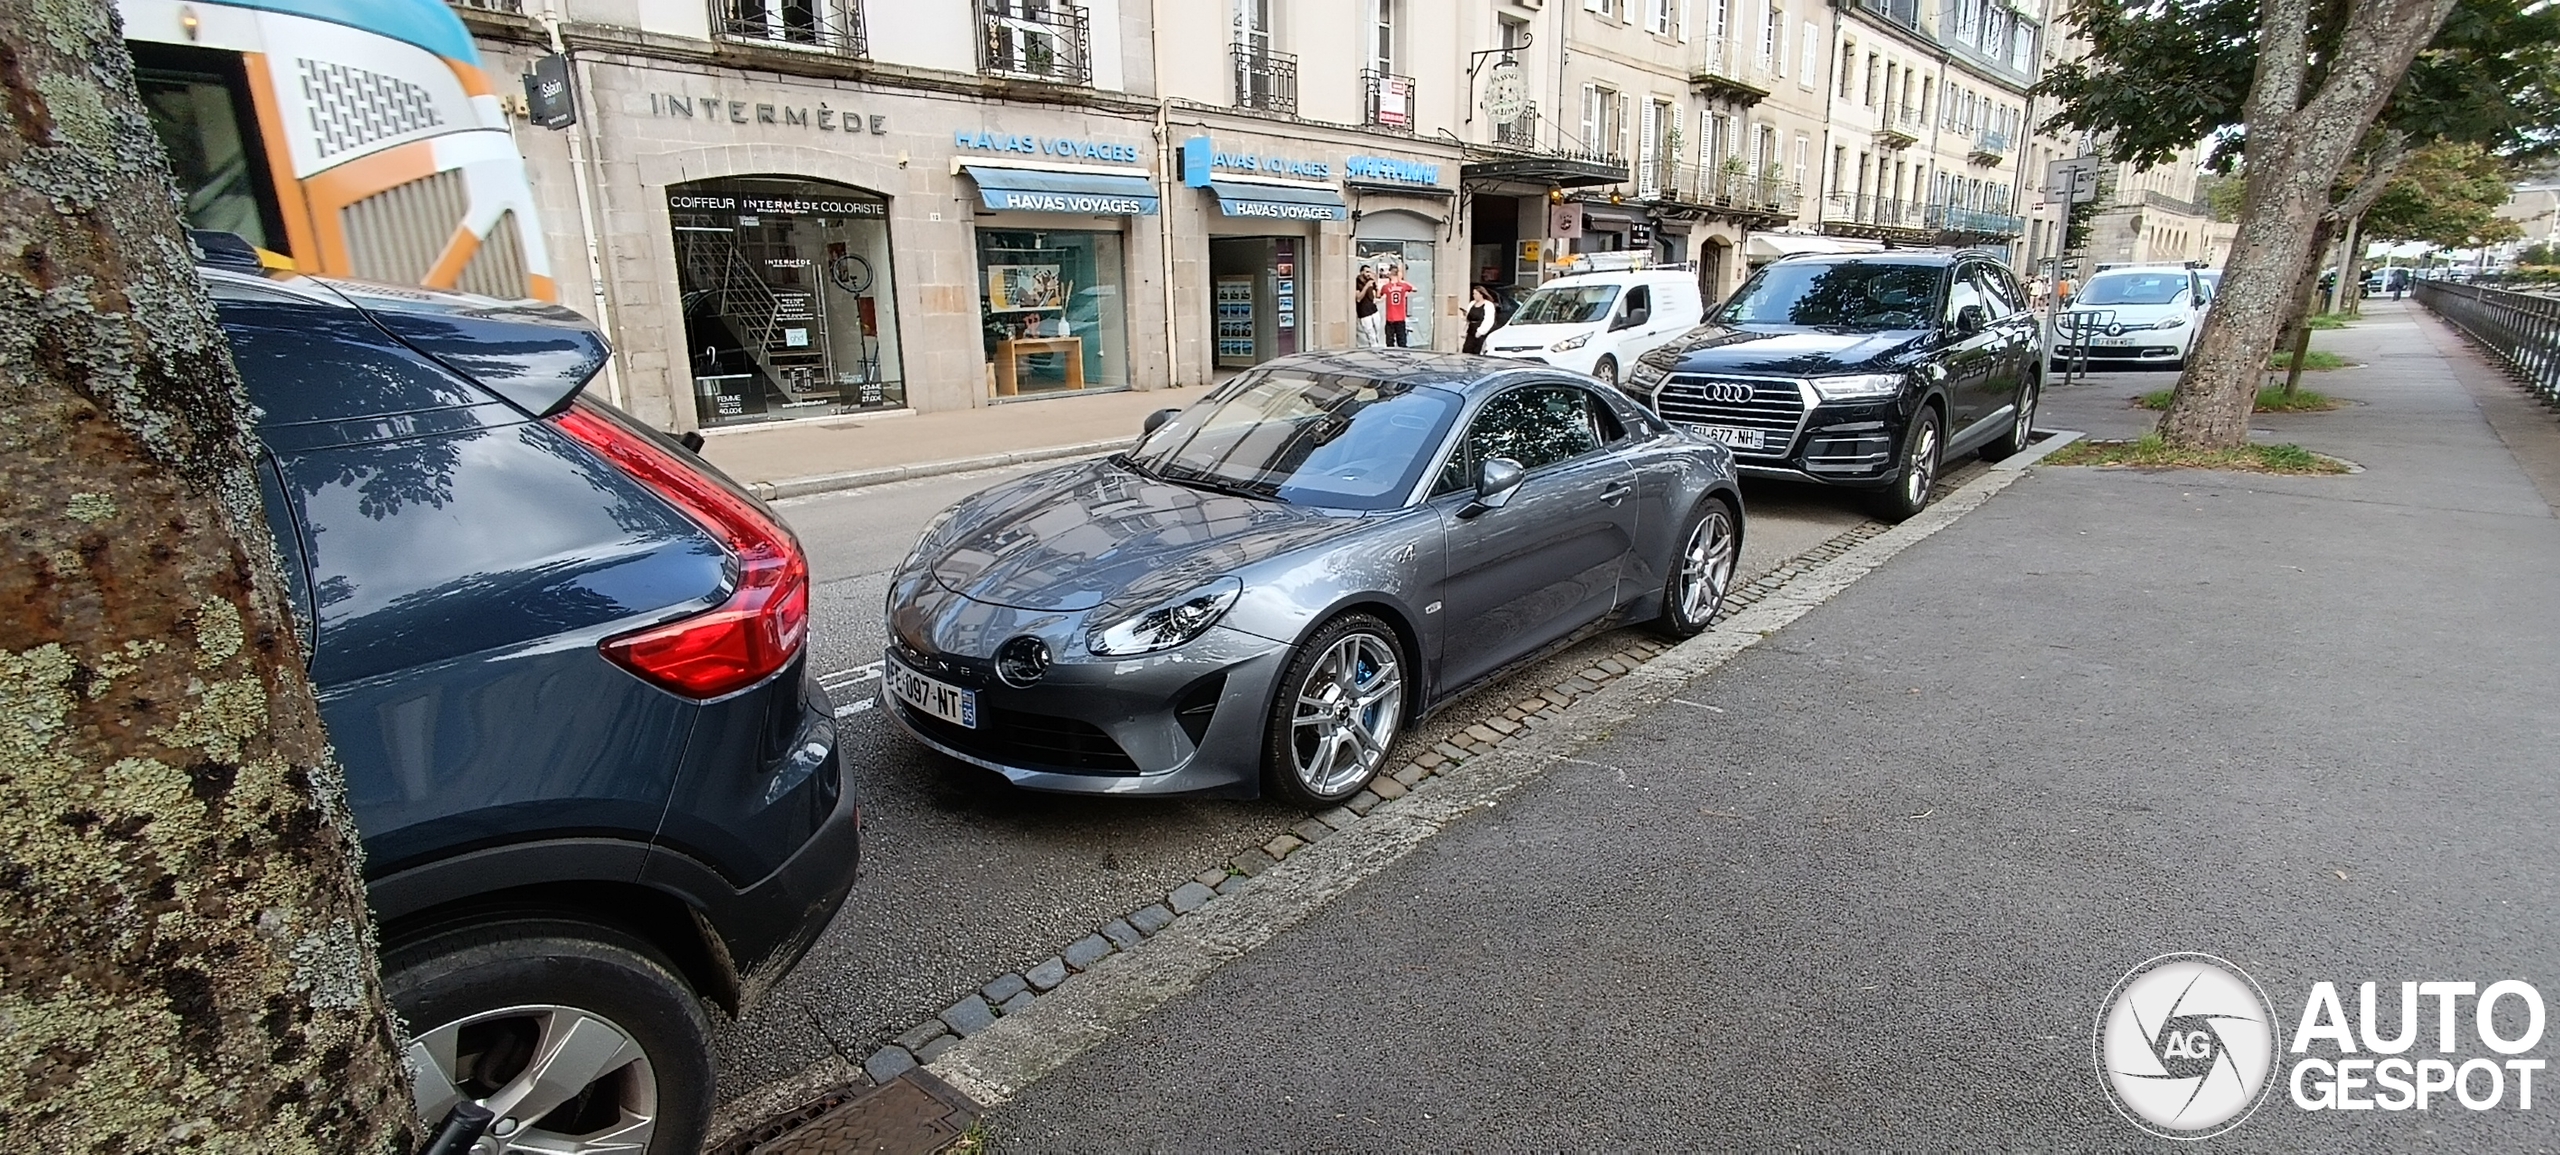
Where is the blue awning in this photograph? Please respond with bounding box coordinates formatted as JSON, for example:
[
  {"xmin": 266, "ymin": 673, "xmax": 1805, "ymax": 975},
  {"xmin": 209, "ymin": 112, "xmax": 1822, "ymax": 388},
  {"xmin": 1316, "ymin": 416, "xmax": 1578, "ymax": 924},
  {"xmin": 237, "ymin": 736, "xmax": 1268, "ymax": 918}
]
[
  {"xmin": 1207, "ymin": 180, "xmax": 1350, "ymax": 221},
  {"xmin": 962, "ymin": 165, "xmax": 1159, "ymax": 216}
]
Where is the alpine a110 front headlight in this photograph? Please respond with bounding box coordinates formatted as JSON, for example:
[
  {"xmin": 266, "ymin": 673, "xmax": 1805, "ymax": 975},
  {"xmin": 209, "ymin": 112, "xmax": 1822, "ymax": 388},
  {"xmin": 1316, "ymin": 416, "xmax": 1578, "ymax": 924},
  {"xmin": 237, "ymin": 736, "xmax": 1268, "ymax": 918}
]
[
  {"xmin": 1807, "ymin": 373, "xmax": 1906, "ymax": 402},
  {"xmin": 1087, "ymin": 577, "xmax": 1244, "ymax": 657}
]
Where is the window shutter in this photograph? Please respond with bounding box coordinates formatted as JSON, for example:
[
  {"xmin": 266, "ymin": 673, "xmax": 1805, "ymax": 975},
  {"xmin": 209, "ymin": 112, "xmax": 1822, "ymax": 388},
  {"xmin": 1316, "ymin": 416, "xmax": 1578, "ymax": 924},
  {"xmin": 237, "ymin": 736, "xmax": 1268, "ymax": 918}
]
[
  {"xmin": 1638, "ymin": 100, "xmax": 1660, "ymax": 195},
  {"xmin": 1679, "ymin": 0, "xmax": 1692, "ymax": 41},
  {"xmin": 1586, "ymin": 0, "xmax": 1606, "ymax": 12},
  {"xmin": 1618, "ymin": 91, "xmax": 1632, "ymax": 161},
  {"xmin": 1581, "ymin": 83, "xmax": 1600, "ymax": 147}
]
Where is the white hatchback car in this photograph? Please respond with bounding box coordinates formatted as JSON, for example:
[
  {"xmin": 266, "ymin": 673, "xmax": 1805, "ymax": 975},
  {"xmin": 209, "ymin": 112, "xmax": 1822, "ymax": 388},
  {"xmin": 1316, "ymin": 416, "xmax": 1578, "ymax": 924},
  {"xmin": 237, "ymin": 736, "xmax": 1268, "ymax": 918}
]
[
  {"xmin": 1482, "ymin": 268, "xmax": 1705, "ymax": 388},
  {"xmin": 2059, "ymin": 265, "xmax": 2213, "ymax": 368}
]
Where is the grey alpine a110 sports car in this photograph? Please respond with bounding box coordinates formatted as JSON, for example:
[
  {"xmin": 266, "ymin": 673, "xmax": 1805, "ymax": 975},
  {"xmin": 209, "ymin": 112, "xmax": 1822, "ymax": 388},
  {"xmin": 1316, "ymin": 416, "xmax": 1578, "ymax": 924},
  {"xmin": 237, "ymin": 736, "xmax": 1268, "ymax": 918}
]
[{"xmin": 882, "ymin": 350, "xmax": 1744, "ymax": 805}]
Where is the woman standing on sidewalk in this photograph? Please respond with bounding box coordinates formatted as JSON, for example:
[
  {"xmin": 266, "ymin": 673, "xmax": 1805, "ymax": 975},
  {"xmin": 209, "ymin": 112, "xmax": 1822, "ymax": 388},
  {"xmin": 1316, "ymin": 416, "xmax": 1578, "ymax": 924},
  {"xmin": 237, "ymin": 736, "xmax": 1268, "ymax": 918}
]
[
  {"xmin": 1463, "ymin": 285, "xmax": 1498, "ymax": 355},
  {"xmin": 1354, "ymin": 266, "xmax": 1384, "ymax": 348}
]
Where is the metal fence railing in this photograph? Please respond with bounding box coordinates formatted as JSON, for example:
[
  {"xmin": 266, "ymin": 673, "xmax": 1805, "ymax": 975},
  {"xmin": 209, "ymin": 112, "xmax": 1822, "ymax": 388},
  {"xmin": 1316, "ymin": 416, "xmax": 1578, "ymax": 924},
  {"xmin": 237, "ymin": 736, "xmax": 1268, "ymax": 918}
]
[{"xmin": 2416, "ymin": 279, "xmax": 2560, "ymax": 407}]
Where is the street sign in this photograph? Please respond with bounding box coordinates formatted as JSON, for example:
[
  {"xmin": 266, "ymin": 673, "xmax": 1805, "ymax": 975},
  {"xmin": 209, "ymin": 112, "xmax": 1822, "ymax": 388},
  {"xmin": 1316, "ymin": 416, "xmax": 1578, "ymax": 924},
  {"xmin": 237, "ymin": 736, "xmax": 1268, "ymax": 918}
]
[
  {"xmin": 1482, "ymin": 59, "xmax": 1527, "ymax": 124},
  {"xmin": 1550, "ymin": 202, "xmax": 1583, "ymax": 239},
  {"xmin": 2046, "ymin": 155, "xmax": 2099, "ymax": 205},
  {"xmin": 525, "ymin": 54, "xmax": 577, "ymax": 131}
]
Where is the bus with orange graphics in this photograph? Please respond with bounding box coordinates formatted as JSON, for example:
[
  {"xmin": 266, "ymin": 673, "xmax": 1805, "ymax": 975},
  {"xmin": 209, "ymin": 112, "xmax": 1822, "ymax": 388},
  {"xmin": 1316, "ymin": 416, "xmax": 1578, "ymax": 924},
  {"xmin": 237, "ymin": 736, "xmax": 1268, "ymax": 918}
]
[{"xmin": 120, "ymin": 0, "xmax": 556, "ymax": 302}]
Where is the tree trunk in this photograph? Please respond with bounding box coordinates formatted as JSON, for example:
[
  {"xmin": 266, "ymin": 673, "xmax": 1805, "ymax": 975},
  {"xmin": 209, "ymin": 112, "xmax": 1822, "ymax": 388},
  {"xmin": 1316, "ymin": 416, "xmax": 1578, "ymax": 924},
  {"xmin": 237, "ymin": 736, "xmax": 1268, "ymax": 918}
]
[
  {"xmin": 0, "ymin": 3, "xmax": 417, "ymax": 1150},
  {"xmin": 2157, "ymin": 0, "xmax": 2458, "ymax": 448},
  {"xmin": 2339, "ymin": 213, "xmax": 2366, "ymax": 317}
]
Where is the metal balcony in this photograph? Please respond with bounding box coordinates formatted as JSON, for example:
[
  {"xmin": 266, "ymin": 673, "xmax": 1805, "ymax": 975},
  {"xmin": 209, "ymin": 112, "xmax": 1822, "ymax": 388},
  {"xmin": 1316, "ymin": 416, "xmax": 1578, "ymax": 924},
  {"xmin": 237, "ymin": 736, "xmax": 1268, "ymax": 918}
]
[
  {"xmin": 1363, "ymin": 68, "xmax": 1416, "ymax": 133},
  {"xmin": 1647, "ymin": 161, "xmax": 1799, "ymax": 219},
  {"xmin": 1926, "ymin": 204, "xmax": 2025, "ymax": 238},
  {"xmin": 1232, "ymin": 46, "xmax": 1298, "ymax": 116},
  {"xmin": 711, "ymin": 0, "xmax": 867, "ymax": 55},
  {"xmin": 448, "ymin": 0, "xmax": 525, "ymax": 11},
  {"xmin": 980, "ymin": 0, "xmax": 1092, "ymax": 85},
  {"xmin": 1688, "ymin": 35, "xmax": 1771, "ymax": 105},
  {"xmin": 1493, "ymin": 102, "xmax": 1541, "ymax": 148},
  {"xmin": 1970, "ymin": 129, "xmax": 2011, "ymax": 165}
]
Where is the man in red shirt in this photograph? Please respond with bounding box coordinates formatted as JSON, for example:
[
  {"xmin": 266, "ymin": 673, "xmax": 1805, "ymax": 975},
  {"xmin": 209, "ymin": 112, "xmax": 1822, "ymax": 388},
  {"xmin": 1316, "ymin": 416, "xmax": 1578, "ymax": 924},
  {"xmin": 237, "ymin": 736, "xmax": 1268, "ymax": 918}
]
[{"xmin": 1381, "ymin": 264, "xmax": 1414, "ymax": 348}]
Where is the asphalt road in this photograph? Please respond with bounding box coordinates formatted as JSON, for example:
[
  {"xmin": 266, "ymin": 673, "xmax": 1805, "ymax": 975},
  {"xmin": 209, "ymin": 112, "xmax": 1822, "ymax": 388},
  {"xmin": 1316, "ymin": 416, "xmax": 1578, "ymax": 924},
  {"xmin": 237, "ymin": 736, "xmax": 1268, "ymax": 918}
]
[
  {"xmin": 983, "ymin": 307, "xmax": 2560, "ymax": 1149},
  {"xmin": 709, "ymin": 452, "xmax": 1910, "ymax": 1103}
]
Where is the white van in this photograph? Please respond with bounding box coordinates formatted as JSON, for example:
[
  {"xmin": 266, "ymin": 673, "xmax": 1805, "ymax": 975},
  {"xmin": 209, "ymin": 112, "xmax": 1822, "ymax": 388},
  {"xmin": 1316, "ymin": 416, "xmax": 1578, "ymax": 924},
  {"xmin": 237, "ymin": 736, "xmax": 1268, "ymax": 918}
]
[{"xmin": 1482, "ymin": 267, "xmax": 1706, "ymax": 388}]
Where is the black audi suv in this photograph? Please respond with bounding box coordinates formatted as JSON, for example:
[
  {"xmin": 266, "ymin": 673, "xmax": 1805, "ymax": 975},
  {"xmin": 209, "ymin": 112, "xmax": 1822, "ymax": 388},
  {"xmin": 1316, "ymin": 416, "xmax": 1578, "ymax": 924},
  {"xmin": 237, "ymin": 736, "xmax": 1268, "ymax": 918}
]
[
  {"xmin": 204, "ymin": 245, "xmax": 859, "ymax": 1151},
  {"xmin": 1621, "ymin": 250, "xmax": 2041, "ymax": 520}
]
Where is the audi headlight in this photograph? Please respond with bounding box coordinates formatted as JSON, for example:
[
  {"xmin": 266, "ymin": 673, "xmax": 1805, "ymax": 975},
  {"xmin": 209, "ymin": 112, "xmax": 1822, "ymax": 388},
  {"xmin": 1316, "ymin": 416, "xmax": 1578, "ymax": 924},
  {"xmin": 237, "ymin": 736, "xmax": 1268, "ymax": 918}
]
[
  {"xmin": 1550, "ymin": 333, "xmax": 1592, "ymax": 352},
  {"xmin": 2155, "ymin": 316, "xmax": 2189, "ymax": 330},
  {"xmin": 1626, "ymin": 358, "xmax": 1672, "ymax": 394},
  {"xmin": 1087, "ymin": 577, "xmax": 1244, "ymax": 657},
  {"xmin": 1807, "ymin": 373, "xmax": 1905, "ymax": 402}
]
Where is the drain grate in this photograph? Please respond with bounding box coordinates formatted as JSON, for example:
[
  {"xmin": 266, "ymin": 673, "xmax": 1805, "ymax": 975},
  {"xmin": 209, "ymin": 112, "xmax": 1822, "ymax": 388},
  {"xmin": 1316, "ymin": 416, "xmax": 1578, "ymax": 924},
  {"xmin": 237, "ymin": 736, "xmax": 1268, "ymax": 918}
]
[{"xmin": 742, "ymin": 1070, "xmax": 979, "ymax": 1155}]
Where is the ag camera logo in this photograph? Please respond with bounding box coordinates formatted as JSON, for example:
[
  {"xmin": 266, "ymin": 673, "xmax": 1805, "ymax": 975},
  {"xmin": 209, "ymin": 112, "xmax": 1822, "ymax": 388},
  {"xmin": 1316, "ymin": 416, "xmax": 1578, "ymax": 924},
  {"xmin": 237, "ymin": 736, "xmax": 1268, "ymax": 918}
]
[{"xmin": 2095, "ymin": 953, "xmax": 2279, "ymax": 1140}]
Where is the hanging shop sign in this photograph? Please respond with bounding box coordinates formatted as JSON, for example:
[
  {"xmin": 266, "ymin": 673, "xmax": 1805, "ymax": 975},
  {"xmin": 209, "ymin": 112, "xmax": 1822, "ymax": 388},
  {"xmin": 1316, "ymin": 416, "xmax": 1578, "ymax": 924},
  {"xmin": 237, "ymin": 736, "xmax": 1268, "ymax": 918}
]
[{"xmin": 525, "ymin": 54, "xmax": 576, "ymax": 130}]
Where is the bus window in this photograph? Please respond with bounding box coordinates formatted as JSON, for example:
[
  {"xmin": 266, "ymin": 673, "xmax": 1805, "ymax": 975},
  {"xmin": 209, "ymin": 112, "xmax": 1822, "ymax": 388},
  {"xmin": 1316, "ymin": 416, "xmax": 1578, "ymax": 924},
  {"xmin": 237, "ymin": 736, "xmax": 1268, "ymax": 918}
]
[{"xmin": 134, "ymin": 43, "xmax": 287, "ymax": 253}]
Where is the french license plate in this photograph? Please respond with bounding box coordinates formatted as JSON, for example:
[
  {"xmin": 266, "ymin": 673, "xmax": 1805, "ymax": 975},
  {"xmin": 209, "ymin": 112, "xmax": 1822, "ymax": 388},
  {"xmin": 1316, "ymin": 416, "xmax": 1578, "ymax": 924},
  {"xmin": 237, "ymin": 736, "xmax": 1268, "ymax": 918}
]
[
  {"xmin": 1689, "ymin": 424, "xmax": 1763, "ymax": 450},
  {"xmin": 2097, "ymin": 335, "xmax": 2134, "ymax": 346},
  {"xmin": 886, "ymin": 658, "xmax": 977, "ymax": 729}
]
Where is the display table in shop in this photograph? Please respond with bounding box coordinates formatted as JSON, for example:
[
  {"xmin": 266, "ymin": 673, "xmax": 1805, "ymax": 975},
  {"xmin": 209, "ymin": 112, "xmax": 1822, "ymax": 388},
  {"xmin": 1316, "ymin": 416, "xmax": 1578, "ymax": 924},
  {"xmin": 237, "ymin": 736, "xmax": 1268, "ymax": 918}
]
[{"xmin": 993, "ymin": 336, "xmax": 1085, "ymax": 396}]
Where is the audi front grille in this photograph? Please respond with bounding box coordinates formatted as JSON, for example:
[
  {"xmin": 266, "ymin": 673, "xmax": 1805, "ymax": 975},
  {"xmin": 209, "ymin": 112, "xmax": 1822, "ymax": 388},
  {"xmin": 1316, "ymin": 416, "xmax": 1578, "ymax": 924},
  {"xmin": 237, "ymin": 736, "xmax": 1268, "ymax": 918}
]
[{"xmin": 1651, "ymin": 375, "xmax": 1809, "ymax": 457}]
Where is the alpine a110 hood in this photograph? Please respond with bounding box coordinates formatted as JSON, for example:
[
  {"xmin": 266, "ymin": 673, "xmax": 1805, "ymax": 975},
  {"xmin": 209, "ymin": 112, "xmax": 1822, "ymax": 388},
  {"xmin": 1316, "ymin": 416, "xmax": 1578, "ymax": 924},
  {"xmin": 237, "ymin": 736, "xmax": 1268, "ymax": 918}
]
[{"xmin": 918, "ymin": 457, "xmax": 1352, "ymax": 613}]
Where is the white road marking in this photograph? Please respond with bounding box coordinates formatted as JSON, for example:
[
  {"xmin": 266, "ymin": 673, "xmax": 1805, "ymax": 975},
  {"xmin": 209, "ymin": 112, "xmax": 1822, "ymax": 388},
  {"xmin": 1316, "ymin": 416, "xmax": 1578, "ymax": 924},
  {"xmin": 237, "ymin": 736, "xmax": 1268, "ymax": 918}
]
[
  {"xmin": 833, "ymin": 697, "xmax": 877, "ymax": 719},
  {"xmin": 819, "ymin": 660, "xmax": 884, "ymax": 687}
]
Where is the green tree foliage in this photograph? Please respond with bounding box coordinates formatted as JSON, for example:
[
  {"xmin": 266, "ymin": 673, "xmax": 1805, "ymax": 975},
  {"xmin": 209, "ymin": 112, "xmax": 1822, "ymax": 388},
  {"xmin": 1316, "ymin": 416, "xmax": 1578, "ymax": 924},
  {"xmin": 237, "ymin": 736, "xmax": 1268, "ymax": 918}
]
[
  {"xmin": 2037, "ymin": 0, "xmax": 2560, "ymax": 168},
  {"xmin": 2361, "ymin": 143, "xmax": 2525, "ymax": 246},
  {"xmin": 2197, "ymin": 171, "xmax": 2246, "ymax": 221}
]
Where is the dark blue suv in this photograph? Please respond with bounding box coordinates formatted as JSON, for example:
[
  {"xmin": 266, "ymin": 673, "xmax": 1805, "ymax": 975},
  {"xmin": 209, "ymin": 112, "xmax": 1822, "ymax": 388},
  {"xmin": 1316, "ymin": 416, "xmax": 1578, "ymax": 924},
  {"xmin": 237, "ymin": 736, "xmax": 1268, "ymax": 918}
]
[{"xmin": 207, "ymin": 259, "xmax": 859, "ymax": 1152}]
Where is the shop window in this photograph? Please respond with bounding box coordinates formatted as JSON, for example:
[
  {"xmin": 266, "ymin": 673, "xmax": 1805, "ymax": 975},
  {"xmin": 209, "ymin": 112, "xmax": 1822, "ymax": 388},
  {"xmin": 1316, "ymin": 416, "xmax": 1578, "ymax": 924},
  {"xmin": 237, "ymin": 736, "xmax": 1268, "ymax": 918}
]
[
  {"xmin": 976, "ymin": 229, "xmax": 1131, "ymax": 396},
  {"xmin": 669, "ymin": 176, "xmax": 905, "ymax": 427}
]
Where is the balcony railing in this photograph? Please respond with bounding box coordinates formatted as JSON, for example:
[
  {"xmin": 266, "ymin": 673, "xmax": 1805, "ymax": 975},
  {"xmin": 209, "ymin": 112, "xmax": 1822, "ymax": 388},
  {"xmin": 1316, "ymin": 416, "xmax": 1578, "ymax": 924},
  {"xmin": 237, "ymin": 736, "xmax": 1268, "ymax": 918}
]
[
  {"xmin": 1824, "ymin": 193, "xmax": 1927, "ymax": 229},
  {"xmin": 712, "ymin": 0, "xmax": 867, "ymax": 55},
  {"xmin": 1926, "ymin": 204, "xmax": 2026, "ymax": 237},
  {"xmin": 1876, "ymin": 105, "xmax": 1920, "ymax": 147},
  {"xmin": 1492, "ymin": 102, "xmax": 1540, "ymax": 148},
  {"xmin": 1363, "ymin": 68, "xmax": 1416, "ymax": 133},
  {"xmin": 447, "ymin": 0, "xmax": 525, "ymax": 11},
  {"xmin": 1689, "ymin": 35, "xmax": 1771, "ymax": 104},
  {"xmin": 980, "ymin": 0, "xmax": 1091, "ymax": 85},
  {"xmin": 1232, "ymin": 45, "xmax": 1297, "ymax": 115},
  {"xmin": 1970, "ymin": 129, "xmax": 2011, "ymax": 164},
  {"xmin": 1644, "ymin": 160, "xmax": 1800, "ymax": 215}
]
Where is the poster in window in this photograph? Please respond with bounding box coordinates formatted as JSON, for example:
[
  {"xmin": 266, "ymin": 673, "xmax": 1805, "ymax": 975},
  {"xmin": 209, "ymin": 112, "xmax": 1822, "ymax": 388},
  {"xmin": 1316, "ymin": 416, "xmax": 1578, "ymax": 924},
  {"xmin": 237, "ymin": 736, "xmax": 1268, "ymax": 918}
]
[{"xmin": 987, "ymin": 264, "xmax": 1066, "ymax": 312}]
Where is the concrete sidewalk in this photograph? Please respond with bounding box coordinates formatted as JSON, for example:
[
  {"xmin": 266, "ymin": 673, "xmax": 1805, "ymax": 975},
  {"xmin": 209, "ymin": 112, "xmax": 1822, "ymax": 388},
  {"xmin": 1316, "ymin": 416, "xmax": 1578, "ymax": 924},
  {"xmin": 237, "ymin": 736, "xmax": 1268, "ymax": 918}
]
[
  {"xmin": 698, "ymin": 384, "xmax": 1213, "ymax": 499},
  {"xmin": 978, "ymin": 303, "xmax": 2560, "ymax": 1147}
]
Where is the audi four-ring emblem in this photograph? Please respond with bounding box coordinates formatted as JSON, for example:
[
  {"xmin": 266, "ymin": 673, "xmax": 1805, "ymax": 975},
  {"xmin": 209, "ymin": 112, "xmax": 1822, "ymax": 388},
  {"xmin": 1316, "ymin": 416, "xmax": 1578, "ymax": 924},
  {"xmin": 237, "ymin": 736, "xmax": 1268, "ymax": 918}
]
[{"xmin": 1695, "ymin": 381, "xmax": 1756, "ymax": 404}]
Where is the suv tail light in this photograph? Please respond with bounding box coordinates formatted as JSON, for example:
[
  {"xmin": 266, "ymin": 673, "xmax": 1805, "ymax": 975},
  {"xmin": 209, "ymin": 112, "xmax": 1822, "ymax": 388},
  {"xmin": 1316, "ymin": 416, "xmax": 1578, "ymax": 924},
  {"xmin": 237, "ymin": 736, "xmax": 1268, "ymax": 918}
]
[{"xmin": 554, "ymin": 403, "xmax": 809, "ymax": 698}]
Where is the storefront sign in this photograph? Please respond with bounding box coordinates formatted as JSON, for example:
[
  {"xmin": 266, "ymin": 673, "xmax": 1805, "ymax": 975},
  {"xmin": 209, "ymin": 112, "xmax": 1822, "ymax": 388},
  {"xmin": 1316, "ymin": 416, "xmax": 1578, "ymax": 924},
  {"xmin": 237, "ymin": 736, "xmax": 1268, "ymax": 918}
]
[
  {"xmin": 1343, "ymin": 154, "xmax": 1442, "ymax": 187},
  {"xmin": 668, "ymin": 193, "xmax": 886, "ymax": 218},
  {"xmin": 956, "ymin": 131, "xmax": 1143, "ymax": 165},
  {"xmin": 1179, "ymin": 136, "xmax": 1331, "ymax": 185},
  {"xmin": 525, "ymin": 55, "xmax": 576, "ymax": 131},
  {"xmin": 651, "ymin": 93, "xmax": 888, "ymax": 135}
]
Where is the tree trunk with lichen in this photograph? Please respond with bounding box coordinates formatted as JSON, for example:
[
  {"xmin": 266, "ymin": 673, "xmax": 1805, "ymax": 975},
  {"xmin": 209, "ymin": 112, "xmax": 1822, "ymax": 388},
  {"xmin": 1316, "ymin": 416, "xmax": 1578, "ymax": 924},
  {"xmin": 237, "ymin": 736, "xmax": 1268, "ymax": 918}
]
[
  {"xmin": 0, "ymin": 2, "xmax": 417, "ymax": 1150},
  {"xmin": 2157, "ymin": 0, "xmax": 2456, "ymax": 448}
]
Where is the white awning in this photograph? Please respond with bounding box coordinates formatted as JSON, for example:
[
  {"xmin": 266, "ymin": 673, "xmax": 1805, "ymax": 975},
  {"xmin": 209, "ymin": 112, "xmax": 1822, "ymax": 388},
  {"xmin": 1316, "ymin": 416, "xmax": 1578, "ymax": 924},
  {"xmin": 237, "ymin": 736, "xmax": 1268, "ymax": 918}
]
[{"xmin": 1746, "ymin": 233, "xmax": 1887, "ymax": 260}]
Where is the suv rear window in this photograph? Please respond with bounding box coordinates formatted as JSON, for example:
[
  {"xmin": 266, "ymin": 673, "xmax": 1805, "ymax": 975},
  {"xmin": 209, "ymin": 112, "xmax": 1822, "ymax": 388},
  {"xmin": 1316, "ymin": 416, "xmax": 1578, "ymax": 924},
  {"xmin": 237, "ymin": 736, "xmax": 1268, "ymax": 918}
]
[
  {"xmin": 2080, "ymin": 272, "xmax": 2192, "ymax": 306},
  {"xmin": 1717, "ymin": 261, "xmax": 1942, "ymax": 331}
]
